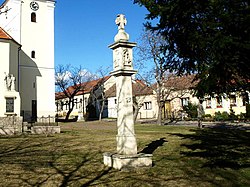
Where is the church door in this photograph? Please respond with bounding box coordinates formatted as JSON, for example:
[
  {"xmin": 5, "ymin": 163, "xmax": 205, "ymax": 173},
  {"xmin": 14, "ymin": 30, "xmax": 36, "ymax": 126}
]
[
  {"xmin": 32, "ymin": 100, "xmax": 37, "ymax": 122},
  {"xmin": 162, "ymin": 100, "xmax": 171, "ymax": 119}
]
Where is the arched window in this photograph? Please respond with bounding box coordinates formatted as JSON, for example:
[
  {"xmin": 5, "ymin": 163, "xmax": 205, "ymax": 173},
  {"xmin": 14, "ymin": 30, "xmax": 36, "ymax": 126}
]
[
  {"xmin": 31, "ymin": 51, "xmax": 36, "ymax": 58},
  {"xmin": 31, "ymin": 12, "xmax": 36, "ymax": 22}
]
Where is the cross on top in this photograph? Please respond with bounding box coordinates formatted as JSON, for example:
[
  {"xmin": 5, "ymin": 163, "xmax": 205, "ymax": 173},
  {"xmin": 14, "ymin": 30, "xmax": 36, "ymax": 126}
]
[{"xmin": 115, "ymin": 14, "xmax": 127, "ymax": 30}]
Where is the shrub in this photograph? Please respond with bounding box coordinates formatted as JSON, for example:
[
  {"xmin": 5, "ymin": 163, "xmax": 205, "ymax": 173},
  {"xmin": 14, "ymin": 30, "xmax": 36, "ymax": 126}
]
[
  {"xmin": 214, "ymin": 111, "xmax": 229, "ymax": 121},
  {"xmin": 237, "ymin": 113, "xmax": 246, "ymax": 121},
  {"xmin": 183, "ymin": 102, "xmax": 198, "ymax": 119},
  {"xmin": 204, "ymin": 114, "xmax": 213, "ymax": 121}
]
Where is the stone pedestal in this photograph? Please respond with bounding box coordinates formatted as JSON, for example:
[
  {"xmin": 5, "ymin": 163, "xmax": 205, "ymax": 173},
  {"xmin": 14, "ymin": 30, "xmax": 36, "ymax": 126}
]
[
  {"xmin": 103, "ymin": 14, "xmax": 152, "ymax": 170},
  {"xmin": 103, "ymin": 153, "xmax": 152, "ymax": 170}
]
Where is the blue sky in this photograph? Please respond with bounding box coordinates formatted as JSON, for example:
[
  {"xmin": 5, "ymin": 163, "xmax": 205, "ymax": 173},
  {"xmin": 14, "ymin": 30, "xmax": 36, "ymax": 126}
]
[{"xmin": 54, "ymin": 0, "xmax": 149, "ymax": 73}]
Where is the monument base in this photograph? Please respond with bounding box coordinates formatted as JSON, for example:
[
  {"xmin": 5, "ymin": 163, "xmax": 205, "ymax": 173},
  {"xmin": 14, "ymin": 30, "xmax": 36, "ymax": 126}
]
[{"xmin": 103, "ymin": 152, "xmax": 152, "ymax": 170}]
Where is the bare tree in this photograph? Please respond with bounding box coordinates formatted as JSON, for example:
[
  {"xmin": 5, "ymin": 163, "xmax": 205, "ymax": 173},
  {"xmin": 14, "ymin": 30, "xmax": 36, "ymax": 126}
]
[
  {"xmin": 136, "ymin": 30, "xmax": 169, "ymax": 125},
  {"xmin": 136, "ymin": 30, "xmax": 194, "ymax": 125},
  {"xmin": 55, "ymin": 64, "xmax": 95, "ymax": 121},
  {"xmin": 90, "ymin": 66, "xmax": 112, "ymax": 121}
]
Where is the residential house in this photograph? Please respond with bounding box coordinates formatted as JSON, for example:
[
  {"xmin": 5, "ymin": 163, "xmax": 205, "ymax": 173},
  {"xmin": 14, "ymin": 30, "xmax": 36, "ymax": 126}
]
[
  {"xmin": 159, "ymin": 75, "xmax": 199, "ymax": 119},
  {"xmin": 160, "ymin": 75, "xmax": 249, "ymax": 119},
  {"xmin": 55, "ymin": 76, "xmax": 116, "ymax": 120},
  {"xmin": 203, "ymin": 92, "xmax": 249, "ymax": 116},
  {"xmin": 55, "ymin": 74, "xmax": 249, "ymax": 121},
  {"xmin": 105, "ymin": 79, "xmax": 157, "ymax": 119}
]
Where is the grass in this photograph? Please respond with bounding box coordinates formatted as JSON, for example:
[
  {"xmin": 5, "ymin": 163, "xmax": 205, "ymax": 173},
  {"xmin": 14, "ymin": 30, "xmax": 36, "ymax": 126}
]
[{"xmin": 0, "ymin": 121, "xmax": 249, "ymax": 186}]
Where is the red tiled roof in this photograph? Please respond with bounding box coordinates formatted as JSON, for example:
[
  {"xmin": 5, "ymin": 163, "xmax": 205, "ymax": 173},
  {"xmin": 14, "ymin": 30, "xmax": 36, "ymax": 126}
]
[
  {"xmin": 76, "ymin": 76, "xmax": 111, "ymax": 96},
  {"xmin": 163, "ymin": 74, "xmax": 197, "ymax": 90},
  {"xmin": 0, "ymin": 27, "xmax": 12, "ymax": 39},
  {"xmin": 105, "ymin": 80, "xmax": 154, "ymax": 98},
  {"xmin": 151, "ymin": 74, "xmax": 197, "ymax": 90},
  {"xmin": 55, "ymin": 76, "xmax": 111, "ymax": 100}
]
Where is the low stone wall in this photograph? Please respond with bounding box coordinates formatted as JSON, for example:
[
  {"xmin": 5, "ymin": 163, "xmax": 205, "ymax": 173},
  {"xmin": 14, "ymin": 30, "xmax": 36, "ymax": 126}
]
[
  {"xmin": 0, "ymin": 116, "xmax": 60, "ymax": 135},
  {"xmin": 31, "ymin": 126, "xmax": 60, "ymax": 134},
  {"xmin": 23, "ymin": 122, "xmax": 60, "ymax": 135},
  {"xmin": 0, "ymin": 116, "xmax": 23, "ymax": 135}
]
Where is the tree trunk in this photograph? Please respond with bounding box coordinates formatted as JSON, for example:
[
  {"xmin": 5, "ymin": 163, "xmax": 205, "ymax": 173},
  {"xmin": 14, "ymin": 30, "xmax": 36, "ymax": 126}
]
[
  {"xmin": 99, "ymin": 102, "xmax": 104, "ymax": 121},
  {"xmin": 65, "ymin": 99, "xmax": 74, "ymax": 121},
  {"xmin": 133, "ymin": 104, "xmax": 139, "ymax": 123},
  {"xmin": 157, "ymin": 104, "xmax": 162, "ymax": 125},
  {"xmin": 156, "ymin": 85, "xmax": 163, "ymax": 125},
  {"xmin": 65, "ymin": 108, "xmax": 73, "ymax": 120}
]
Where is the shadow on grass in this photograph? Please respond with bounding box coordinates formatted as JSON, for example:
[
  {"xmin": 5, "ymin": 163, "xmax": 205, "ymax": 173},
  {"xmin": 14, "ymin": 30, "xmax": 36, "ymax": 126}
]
[
  {"xmin": 139, "ymin": 137, "xmax": 168, "ymax": 154},
  {"xmin": 0, "ymin": 135, "xmax": 162, "ymax": 186},
  {"xmin": 0, "ymin": 135, "xmax": 114, "ymax": 186},
  {"xmin": 169, "ymin": 125, "xmax": 250, "ymax": 169}
]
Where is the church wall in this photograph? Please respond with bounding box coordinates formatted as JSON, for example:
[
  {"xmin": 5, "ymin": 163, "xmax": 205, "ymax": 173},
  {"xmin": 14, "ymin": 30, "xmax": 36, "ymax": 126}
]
[
  {"xmin": 0, "ymin": 39, "xmax": 21, "ymax": 117},
  {"xmin": 19, "ymin": 65, "xmax": 39, "ymax": 109},
  {"xmin": 18, "ymin": 0, "xmax": 55, "ymax": 120},
  {"xmin": 20, "ymin": 0, "xmax": 54, "ymax": 68},
  {"xmin": 36, "ymin": 68, "xmax": 55, "ymax": 117},
  {"xmin": 9, "ymin": 41, "xmax": 20, "ymax": 90},
  {"xmin": 0, "ymin": 41, "xmax": 10, "ymax": 74},
  {"xmin": 0, "ymin": 41, "xmax": 10, "ymax": 116}
]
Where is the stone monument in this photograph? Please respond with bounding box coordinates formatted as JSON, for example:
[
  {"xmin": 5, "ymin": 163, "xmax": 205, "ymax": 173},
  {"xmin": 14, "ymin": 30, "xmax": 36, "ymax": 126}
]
[
  {"xmin": 103, "ymin": 14, "xmax": 152, "ymax": 170},
  {"xmin": 3, "ymin": 72, "xmax": 21, "ymax": 117}
]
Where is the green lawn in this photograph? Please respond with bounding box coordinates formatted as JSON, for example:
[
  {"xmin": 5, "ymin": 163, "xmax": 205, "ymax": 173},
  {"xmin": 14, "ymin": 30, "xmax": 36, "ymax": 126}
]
[{"xmin": 0, "ymin": 121, "xmax": 249, "ymax": 187}]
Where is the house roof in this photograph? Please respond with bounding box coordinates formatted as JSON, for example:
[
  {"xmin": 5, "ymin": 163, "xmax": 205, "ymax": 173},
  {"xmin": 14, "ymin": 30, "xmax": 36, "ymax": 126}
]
[
  {"xmin": 76, "ymin": 76, "xmax": 111, "ymax": 95},
  {"xmin": 55, "ymin": 76, "xmax": 111, "ymax": 100},
  {"xmin": 150, "ymin": 74, "xmax": 197, "ymax": 91},
  {"xmin": 0, "ymin": 27, "xmax": 12, "ymax": 39},
  {"xmin": 105, "ymin": 79, "xmax": 154, "ymax": 98},
  {"xmin": 0, "ymin": 27, "xmax": 20, "ymax": 46},
  {"xmin": 162, "ymin": 74, "xmax": 197, "ymax": 90}
]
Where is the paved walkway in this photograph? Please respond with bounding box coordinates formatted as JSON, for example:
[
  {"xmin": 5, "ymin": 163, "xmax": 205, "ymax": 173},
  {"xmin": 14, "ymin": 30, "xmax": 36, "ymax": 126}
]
[
  {"xmin": 165, "ymin": 120, "xmax": 250, "ymax": 130},
  {"xmin": 59, "ymin": 119, "xmax": 250, "ymax": 131}
]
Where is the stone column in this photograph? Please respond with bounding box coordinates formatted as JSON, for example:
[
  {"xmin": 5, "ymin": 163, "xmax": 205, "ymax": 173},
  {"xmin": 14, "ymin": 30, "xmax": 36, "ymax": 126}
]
[
  {"xmin": 110, "ymin": 44, "xmax": 137, "ymax": 155},
  {"xmin": 103, "ymin": 14, "xmax": 152, "ymax": 170}
]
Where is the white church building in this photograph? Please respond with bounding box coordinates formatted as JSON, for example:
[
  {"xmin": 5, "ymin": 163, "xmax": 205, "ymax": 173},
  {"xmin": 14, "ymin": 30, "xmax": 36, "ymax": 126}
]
[{"xmin": 0, "ymin": 0, "xmax": 55, "ymax": 122}]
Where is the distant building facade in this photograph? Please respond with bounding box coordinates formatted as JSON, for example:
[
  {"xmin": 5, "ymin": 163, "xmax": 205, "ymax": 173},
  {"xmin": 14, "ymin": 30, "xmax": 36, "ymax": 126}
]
[
  {"xmin": 55, "ymin": 75, "xmax": 249, "ymax": 121},
  {"xmin": 55, "ymin": 76, "xmax": 116, "ymax": 120}
]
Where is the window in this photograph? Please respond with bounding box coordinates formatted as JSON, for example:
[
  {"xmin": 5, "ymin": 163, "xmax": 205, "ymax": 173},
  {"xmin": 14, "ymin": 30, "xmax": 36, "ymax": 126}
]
[
  {"xmin": 144, "ymin": 101, "xmax": 152, "ymax": 110},
  {"xmin": 206, "ymin": 97, "xmax": 212, "ymax": 108},
  {"xmin": 31, "ymin": 51, "xmax": 35, "ymax": 58},
  {"xmin": 181, "ymin": 97, "xmax": 189, "ymax": 107},
  {"xmin": 105, "ymin": 100, "xmax": 108, "ymax": 106},
  {"xmin": 60, "ymin": 101, "xmax": 64, "ymax": 110},
  {"xmin": 242, "ymin": 92, "xmax": 249, "ymax": 106},
  {"xmin": 84, "ymin": 98, "xmax": 88, "ymax": 106},
  {"xmin": 230, "ymin": 95, "xmax": 237, "ymax": 107},
  {"xmin": 65, "ymin": 101, "xmax": 69, "ymax": 110},
  {"xmin": 56, "ymin": 102, "xmax": 59, "ymax": 112},
  {"xmin": 6, "ymin": 98, "xmax": 14, "ymax": 113},
  {"xmin": 216, "ymin": 96, "xmax": 222, "ymax": 108},
  {"xmin": 75, "ymin": 98, "xmax": 78, "ymax": 109},
  {"xmin": 31, "ymin": 12, "xmax": 36, "ymax": 22}
]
